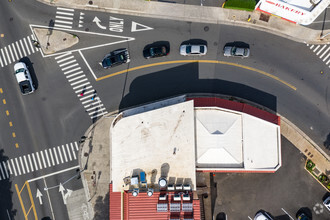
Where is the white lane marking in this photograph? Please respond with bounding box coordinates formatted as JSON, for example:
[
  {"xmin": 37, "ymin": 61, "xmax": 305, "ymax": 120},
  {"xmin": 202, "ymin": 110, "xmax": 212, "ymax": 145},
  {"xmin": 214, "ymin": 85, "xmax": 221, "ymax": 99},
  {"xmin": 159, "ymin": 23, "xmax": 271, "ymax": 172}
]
[
  {"xmin": 32, "ymin": 153, "xmax": 38, "ymax": 171},
  {"xmin": 56, "ymin": 11, "xmax": 74, "ymax": 16},
  {"xmin": 79, "ymin": 50, "xmax": 97, "ymax": 80},
  {"xmin": 11, "ymin": 159, "xmax": 17, "ymax": 176},
  {"xmin": 281, "ymin": 208, "xmax": 294, "ymax": 220},
  {"xmin": 62, "ymin": 63, "xmax": 78, "ymax": 71},
  {"xmin": 70, "ymin": 143, "xmax": 77, "ymax": 160},
  {"xmin": 320, "ymin": 46, "xmax": 330, "ymax": 59},
  {"xmin": 30, "ymin": 34, "xmax": 39, "ymax": 51},
  {"xmin": 57, "ymin": 7, "xmax": 75, "ymax": 12},
  {"xmin": 28, "ymin": 154, "xmax": 34, "ymax": 172},
  {"xmin": 55, "ymin": 20, "xmax": 73, "ymax": 25},
  {"xmin": 66, "ymin": 144, "xmax": 72, "ymax": 161},
  {"xmin": 68, "ymin": 74, "xmax": 86, "ymax": 82},
  {"xmin": 62, "ymin": 145, "xmax": 68, "ymax": 162},
  {"xmin": 53, "ymin": 147, "xmax": 59, "ymax": 164},
  {"xmin": 27, "ymin": 36, "xmax": 35, "ymax": 53},
  {"xmin": 4, "ymin": 47, "xmax": 11, "ymax": 64},
  {"xmin": 1, "ymin": 49, "xmax": 7, "ymax": 66},
  {"xmin": 73, "ymin": 82, "xmax": 90, "ymax": 90},
  {"xmin": 0, "ymin": 163, "xmax": 5, "ymax": 179},
  {"xmin": 54, "ymin": 24, "xmax": 72, "ymax": 29},
  {"xmin": 15, "ymin": 41, "xmax": 23, "ymax": 58},
  {"xmin": 59, "ymin": 59, "xmax": 76, "ymax": 67},
  {"xmin": 2, "ymin": 162, "xmax": 9, "ymax": 178},
  {"xmin": 23, "ymin": 38, "xmax": 31, "ymax": 55},
  {"xmin": 23, "ymin": 155, "xmax": 30, "ymax": 173},
  {"xmin": 28, "ymin": 165, "xmax": 79, "ymax": 183},
  {"xmin": 55, "ymin": 52, "xmax": 72, "ymax": 60},
  {"xmin": 6, "ymin": 161, "xmax": 13, "ymax": 175},
  {"xmin": 40, "ymin": 151, "xmax": 47, "ymax": 168},
  {"xmin": 36, "ymin": 151, "xmax": 43, "ymax": 170},
  {"xmin": 11, "ymin": 43, "xmax": 19, "ymax": 61},
  {"xmin": 313, "ymin": 45, "xmax": 320, "ymax": 52},
  {"xmin": 15, "ymin": 158, "xmax": 22, "ymax": 175},
  {"xmin": 57, "ymin": 146, "xmax": 64, "ymax": 163},
  {"xmin": 56, "ymin": 15, "xmax": 74, "ymax": 20},
  {"xmin": 70, "ymin": 78, "xmax": 87, "ymax": 86},
  {"xmin": 66, "ymin": 70, "xmax": 84, "ymax": 78},
  {"xmin": 316, "ymin": 45, "xmax": 327, "ymax": 55},
  {"xmin": 64, "ymin": 67, "xmax": 81, "ymax": 75},
  {"xmin": 19, "ymin": 39, "xmax": 27, "ymax": 56},
  {"xmin": 248, "ymin": 216, "xmax": 252, "ymax": 220},
  {"xmin": 49, "ymin": 149, "xmax": 55, "ymax": 166},
  {"xmin": 44, "ymin": 150, "xmax": 51, "ymax": 167},
  {"xmin": 19, "ymin": 157, "xmax": 26, "ymax": 174},
  {"xmin": 75, "ymin": 142, "xmax": 79, "ymax": 151},
  {"xmin": 8, "ymin": 44, "xmax": 15, "ymax": 62},
  {"xmin": 43, "ymin": 178, "xmax": 55, "ymax": 220},
  {"xmin": 0, "ymin": 54, "xmax": 3, "ymax": 67},
  {"xmin": 57, "ymin": 55, "xmax": 74, "ymax": 63}
]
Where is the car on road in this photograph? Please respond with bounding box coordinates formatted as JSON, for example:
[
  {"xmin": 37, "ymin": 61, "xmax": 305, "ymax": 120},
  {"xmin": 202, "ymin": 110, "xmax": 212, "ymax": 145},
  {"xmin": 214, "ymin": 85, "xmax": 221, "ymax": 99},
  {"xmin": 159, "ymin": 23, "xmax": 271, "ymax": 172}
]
[
  {"xmin": 180, "ymin": 44, "xmax": 207, "ymax": 56},
  {"xmin": 323, "ymin": 196, "xmax": 330, "ymax": 211},
  {"xmin": 254, "ymin": 210, "xmax": 273, "ymax": 220},
  {"xmin": 143, "ymin": 45, "xmax": 169, "ymax": 59},
  {"xmin": 101, "ymin": 48, "xmax": 130, "ymax": 69},
  {"xmin": 223, "ymin": 46, "xmax": 250, "ymax": 58},
  {"xmin": 14, "ymin": 62, "xmax": 35, "ymax": 95}
]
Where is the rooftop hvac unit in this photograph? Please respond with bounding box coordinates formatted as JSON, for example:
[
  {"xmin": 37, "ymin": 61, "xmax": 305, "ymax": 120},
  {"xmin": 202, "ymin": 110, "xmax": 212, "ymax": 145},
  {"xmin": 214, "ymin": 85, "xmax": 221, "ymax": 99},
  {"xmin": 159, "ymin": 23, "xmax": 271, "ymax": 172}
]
[
  {"xmin": 132, "ymin": 188, "xmax": 139, "ymax": 197},
  {"xmin": 159, "ymin": 194, "xmax": 167, "ymax": 201},
  {"xmin": 182, "ymin": 193, "xmax": 190, "ymax": 201},
  {"xmin": 167, "ymin": 184, "xmax": 175, "ymax": 191},
  {"xmin": 159, "ymin": 177, "xmax": 167, "ymax": 188},
  {"xmin": 183, "ymin": 184, "xmax": 191, "ymax": 191},
  {"xmin": 130, "ymin": 176, "xmax": 139, "ymax": 185},
  {"xmin": 147, "ymin": 188, "xmax": 154, "ymax": 197},
  {"xmin": 173, "ymin": 194, "xmax": 181, "ymax": 201},
  {"xmin": 175, "ymin": 184, "xmax": 183, "ymax": 190}
]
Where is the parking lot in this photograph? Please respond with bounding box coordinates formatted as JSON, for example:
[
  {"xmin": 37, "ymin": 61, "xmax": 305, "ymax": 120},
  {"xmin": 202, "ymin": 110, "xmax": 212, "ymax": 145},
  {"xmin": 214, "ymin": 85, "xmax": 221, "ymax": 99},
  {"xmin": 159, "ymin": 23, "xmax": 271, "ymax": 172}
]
[{"xmin": 212, "ymin": 137, "xmax": 329, "ymax": 220}]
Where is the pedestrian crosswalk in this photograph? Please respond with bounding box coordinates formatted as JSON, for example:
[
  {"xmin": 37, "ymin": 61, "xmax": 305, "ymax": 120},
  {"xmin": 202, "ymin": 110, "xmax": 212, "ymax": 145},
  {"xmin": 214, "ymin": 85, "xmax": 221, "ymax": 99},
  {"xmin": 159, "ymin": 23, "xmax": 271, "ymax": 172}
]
[
  {"xmin": 55, "ymin": 52, "xmax": 108, "ymax": 119},
  {"xmin": 0, "ymin": 141, "xmax": 79, "ymax": 181},
  {"xmin": 307, "ymin": 43, "xmax": 330, "ymax": 67},
  {"xmin": 0, "ymin": 34, "xmax": 39, "ymax": 68},
  {"xmin": 55, "ymin": 7, "xmax": 75, "ymax": 29}
]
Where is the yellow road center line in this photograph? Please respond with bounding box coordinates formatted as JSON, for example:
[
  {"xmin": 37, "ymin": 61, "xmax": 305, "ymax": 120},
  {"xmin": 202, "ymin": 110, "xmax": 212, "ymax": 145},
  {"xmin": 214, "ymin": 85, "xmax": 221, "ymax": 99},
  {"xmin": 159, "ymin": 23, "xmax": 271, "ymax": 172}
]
[
  {"xmin": 96, "ymin": 60, "xmax": 296, "ymax": 90},
  {"xmin": 3, "ymin": 99, "xmax": 6, "ymax": 104},
  {"xmin": 15, "ymin": 143, "xmax": 19, "ymax": 148},
  {"xmin": 6, "ymin": 110, "xmax": 9, "ymax": 116},
  {"xmin": 15, "ymin": 184, "xmax": 28, "ymax": 220},
  {"xmin": 9, "ymin": 121, "xmax": 13, "ymax": 126},
  {"xmin": 0, "ymin": 88, "xmax": 3, "ymax": 93},
  {"xmin": 26, "ymin": 181, "xmax": 38, "ymax": 220},
  {"xmin": 12, "ymin": 132, "xmax": 16, "ymax": 138}
]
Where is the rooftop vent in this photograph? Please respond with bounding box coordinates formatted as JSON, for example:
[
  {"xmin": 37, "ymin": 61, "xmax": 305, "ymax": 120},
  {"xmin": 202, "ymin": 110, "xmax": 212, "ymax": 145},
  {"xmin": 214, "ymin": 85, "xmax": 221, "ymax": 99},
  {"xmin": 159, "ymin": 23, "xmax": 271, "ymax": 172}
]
[
  {"xmin": 159, "ymin": 177, "xmax": 167, "ymax": 188},
  {"xmin": 175, "ymin": 184, "xmax": 183, "ymax": 190},
  {"xmin": 167, "ymin": 184, "xmax": 175, "ymax": 191},
  {"xmin": 183, "ymin": 193, "xmax": 190, "ymax": 201},
  {"xmin": 173, "ymin": 194, "xmax": 181, "ymax": 201},
  {"xmin": 132, "ymin": 188, "xmax": 139, "ymax": 197},
  {"xmin": 183, "ymin": 184, "xmax": 191, "ymax": 191},
  {"xmin": 159, "ymin": 194, "xmax": 167, "ymax": 201},
  {"xmin": 147, "ymin": 188, "xmax": 154, "ymax": 197}
]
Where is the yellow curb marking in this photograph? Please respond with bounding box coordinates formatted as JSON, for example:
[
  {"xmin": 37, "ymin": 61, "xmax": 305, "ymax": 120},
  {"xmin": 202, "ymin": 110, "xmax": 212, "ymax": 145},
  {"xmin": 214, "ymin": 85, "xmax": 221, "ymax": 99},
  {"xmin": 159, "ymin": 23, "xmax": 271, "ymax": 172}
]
[
  {"xmin": 15, "ymin": 143, "xmax": 19, "ymax": 148},
  {"xmin": 96, "ymin": 60, "xmax": 297, "ymax": 90},
  {"xmin": 0, "ymin": 88, "xmax": 3, "ymax": 93},
  {"xmin": 15, "ymin": 181, "xmax": 38, "ymax": 220},
  {"xmin": 6, "ymin": 110, "xmax": 9, "ymax": 116},
  {"xmin": 3, "ymin": 99, "xmax": 6, "ymax": 104},
  {"xmin": 9, "ymin": 121, "xmax": 13, "ymax": 126},
  {"xmin": 12, "ymin": 132, "xmax": 16, "ymax": 138}
]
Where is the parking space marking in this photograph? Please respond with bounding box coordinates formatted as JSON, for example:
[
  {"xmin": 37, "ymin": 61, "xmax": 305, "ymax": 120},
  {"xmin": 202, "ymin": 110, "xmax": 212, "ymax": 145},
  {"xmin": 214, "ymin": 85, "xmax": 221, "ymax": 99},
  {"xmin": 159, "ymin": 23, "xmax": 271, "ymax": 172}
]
[{"xmin": 281, "ymin": 208, "xmax": 294, "ymax": 220}]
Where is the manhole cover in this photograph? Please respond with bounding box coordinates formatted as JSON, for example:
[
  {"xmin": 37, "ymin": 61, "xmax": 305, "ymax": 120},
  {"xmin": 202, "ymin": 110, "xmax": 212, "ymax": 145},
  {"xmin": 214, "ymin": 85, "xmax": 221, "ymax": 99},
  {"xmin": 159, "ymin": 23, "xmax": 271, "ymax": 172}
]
[
  {"xmin": 9, "ymin": 17, "xmax": 13, "ymax": 21},
  {"xmin": 204, "ymin": 26, "xmax": 209, "ymax": 32},
  {"xmin": 88, "ymin": 1, "xmax": 93, "ymax": 5},
  {"xmin": 85, "ymin": 28, "xmax": 89, "ymax": 32},
  {"xmin": 259, "ymin": 13, "xmax": 270, "ymax": 22}
]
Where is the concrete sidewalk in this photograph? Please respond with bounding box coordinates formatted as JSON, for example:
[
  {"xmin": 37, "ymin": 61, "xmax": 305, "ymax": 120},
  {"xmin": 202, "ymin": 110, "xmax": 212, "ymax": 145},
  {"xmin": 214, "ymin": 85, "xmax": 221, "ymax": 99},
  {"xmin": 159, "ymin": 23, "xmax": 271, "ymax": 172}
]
[{"xmin": 38, "ymin": 0, "xmax": 330, "ymax": 44}]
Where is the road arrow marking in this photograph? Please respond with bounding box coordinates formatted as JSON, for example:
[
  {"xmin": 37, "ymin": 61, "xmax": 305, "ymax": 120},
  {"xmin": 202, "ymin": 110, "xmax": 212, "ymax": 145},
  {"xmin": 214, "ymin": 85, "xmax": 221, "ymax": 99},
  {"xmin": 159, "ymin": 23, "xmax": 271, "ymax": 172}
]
[
  {"xmin": 131, "ymin": 21, "xmax": 153, "ymax": 32},
  {"xmin": 36, "ymin": 188, "xmax": 43, "ymax": 205},
  {"xmin": 59, "ymin": 183, "xmax": 67, "ymax": 204},
  {"xmin": 93, "ymin": 16, "xmax": 106, "ymax": 30},
  {"xmin": 64, "ymin": 189, "xmax": 73, "ymax": 201}
]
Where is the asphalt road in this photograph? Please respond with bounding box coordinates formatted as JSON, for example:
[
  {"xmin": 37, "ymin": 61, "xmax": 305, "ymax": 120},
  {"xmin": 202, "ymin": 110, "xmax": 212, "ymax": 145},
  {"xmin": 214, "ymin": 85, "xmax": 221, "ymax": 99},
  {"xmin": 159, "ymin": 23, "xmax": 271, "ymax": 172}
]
[{"xmin": 0, "ymin": 0, "xmax": 329, "ymax": 220}]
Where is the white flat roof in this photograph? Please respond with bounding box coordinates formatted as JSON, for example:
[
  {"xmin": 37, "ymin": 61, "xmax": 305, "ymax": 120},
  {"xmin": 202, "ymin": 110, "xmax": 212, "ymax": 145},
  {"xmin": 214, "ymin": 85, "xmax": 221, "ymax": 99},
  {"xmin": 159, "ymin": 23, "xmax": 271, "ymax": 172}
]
[{"xmin": 111, "ymin": 100, "xmax": 196, "ymax": 192}]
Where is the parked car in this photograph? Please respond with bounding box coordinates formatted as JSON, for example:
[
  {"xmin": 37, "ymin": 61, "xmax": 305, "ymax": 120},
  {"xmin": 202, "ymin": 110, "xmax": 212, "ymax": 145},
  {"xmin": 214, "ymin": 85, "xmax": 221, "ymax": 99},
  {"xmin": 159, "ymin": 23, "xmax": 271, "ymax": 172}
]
[
  {"xmin": 223, "ymin": 46, "xmax": 250, "ymax": 58},
  {"xmin": 101, "ymin": 48, "xmax": 130, "ymax": 69},
  {"xmin": 323, "ymin": 196, "xmax": 330, "ymax": 211},
  {"xmin": 215, "ymin": 212, "xmax": 227, "ymax": 220},
  {"xmin": 143, "ymin": 45, "xmax": 169, "ymax": 59},
  {"xmin": 180, "ymin": 44, "xmax": 207, "ymax": 56},
  {"xmin": 14, "ymin": 62, "xmax": 35, "ymax": 95},
  {"xmin": 297, "ymin": 212, "xmax": 311, "ymax": 220},
  {"xmin": 254, "ymin": 210, "xmax": 274, "ymax": 220}
]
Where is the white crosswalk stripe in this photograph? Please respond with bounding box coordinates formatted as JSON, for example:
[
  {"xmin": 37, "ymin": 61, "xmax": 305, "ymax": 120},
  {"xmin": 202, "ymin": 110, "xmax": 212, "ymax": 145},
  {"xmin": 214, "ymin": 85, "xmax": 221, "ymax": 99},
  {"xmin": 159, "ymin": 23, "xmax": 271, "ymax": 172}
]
[
  {"xmin": 11, "ymin": 43, "xmax": 19, "ymax": 61},
  {"xmin": 5, "ymin": 47, "xmax": 11, "ymax": 64},
  {"xmin": 19, "ymin": 39, "xmax": 27, "ymax": 56},
  {"xmin": 23, "ymin": 38, "xmax": 31, "ymax": 55},
  {"xmin": 0, "ymin": 53, "xmax": 3, "ymax": 67},
  {"xmin": 1, "ymin": 49, "xmax": 7, "ymax": 66},
  {"xmin": 55, "ymin": 7, "xmax": 75, "ymax": 29},
  {"xmin": 0, "ymin": 141, "xmax": 79, "ymax": 181},
  {"xmin": 8, "ymin": 44, "xmax": 15, "ymax": 62},
  {"xmin": 307, "ymin": 44, "xmax": 330, "ymax": 69},
  {"xmin": 16, "ymin": 41, "xmax": 23, "ymax": 58},
  {"xmin": 27, "ymin": 36, "xmax": 35, "ymax": 54}
]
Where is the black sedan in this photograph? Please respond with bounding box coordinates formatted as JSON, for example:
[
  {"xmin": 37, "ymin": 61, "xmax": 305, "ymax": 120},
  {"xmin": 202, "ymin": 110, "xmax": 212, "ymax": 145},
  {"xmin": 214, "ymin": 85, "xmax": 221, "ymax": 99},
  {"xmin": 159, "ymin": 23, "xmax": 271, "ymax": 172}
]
[
  {"xmin": 102, "ymin": 48, "xmax": 130, "ymax": 69},
  {"xmin": 143, "ymin": 45, "xmax": 169, "ymax": 59}
]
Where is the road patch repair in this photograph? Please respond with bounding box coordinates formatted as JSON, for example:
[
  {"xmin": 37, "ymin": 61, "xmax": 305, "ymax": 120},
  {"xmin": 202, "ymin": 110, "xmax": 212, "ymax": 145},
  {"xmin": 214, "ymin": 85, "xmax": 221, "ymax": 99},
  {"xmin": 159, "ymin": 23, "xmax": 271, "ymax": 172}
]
[{"xmin": 33, "ymin": 28, "xmax": 79, "ymax": 55}]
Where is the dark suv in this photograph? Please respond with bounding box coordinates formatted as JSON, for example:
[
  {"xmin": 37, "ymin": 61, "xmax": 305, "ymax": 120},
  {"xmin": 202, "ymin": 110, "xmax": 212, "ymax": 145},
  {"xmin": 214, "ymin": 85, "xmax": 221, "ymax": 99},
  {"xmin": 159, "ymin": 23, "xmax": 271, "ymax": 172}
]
[{"xmin": 101, "ymin": 48, "xmax": 130, "ymax": 69}]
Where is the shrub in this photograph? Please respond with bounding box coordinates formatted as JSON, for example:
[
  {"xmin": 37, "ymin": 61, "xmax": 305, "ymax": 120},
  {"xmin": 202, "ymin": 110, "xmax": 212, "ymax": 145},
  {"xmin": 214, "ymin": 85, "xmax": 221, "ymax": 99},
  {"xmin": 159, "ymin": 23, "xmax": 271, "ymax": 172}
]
[
  {"xmin": 306, "ymin": 160, "xmax": 315, "ymax": 172},
  {"xmin": 224, "ymin": 0, "xmax": 256, "ymax": 11}
]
